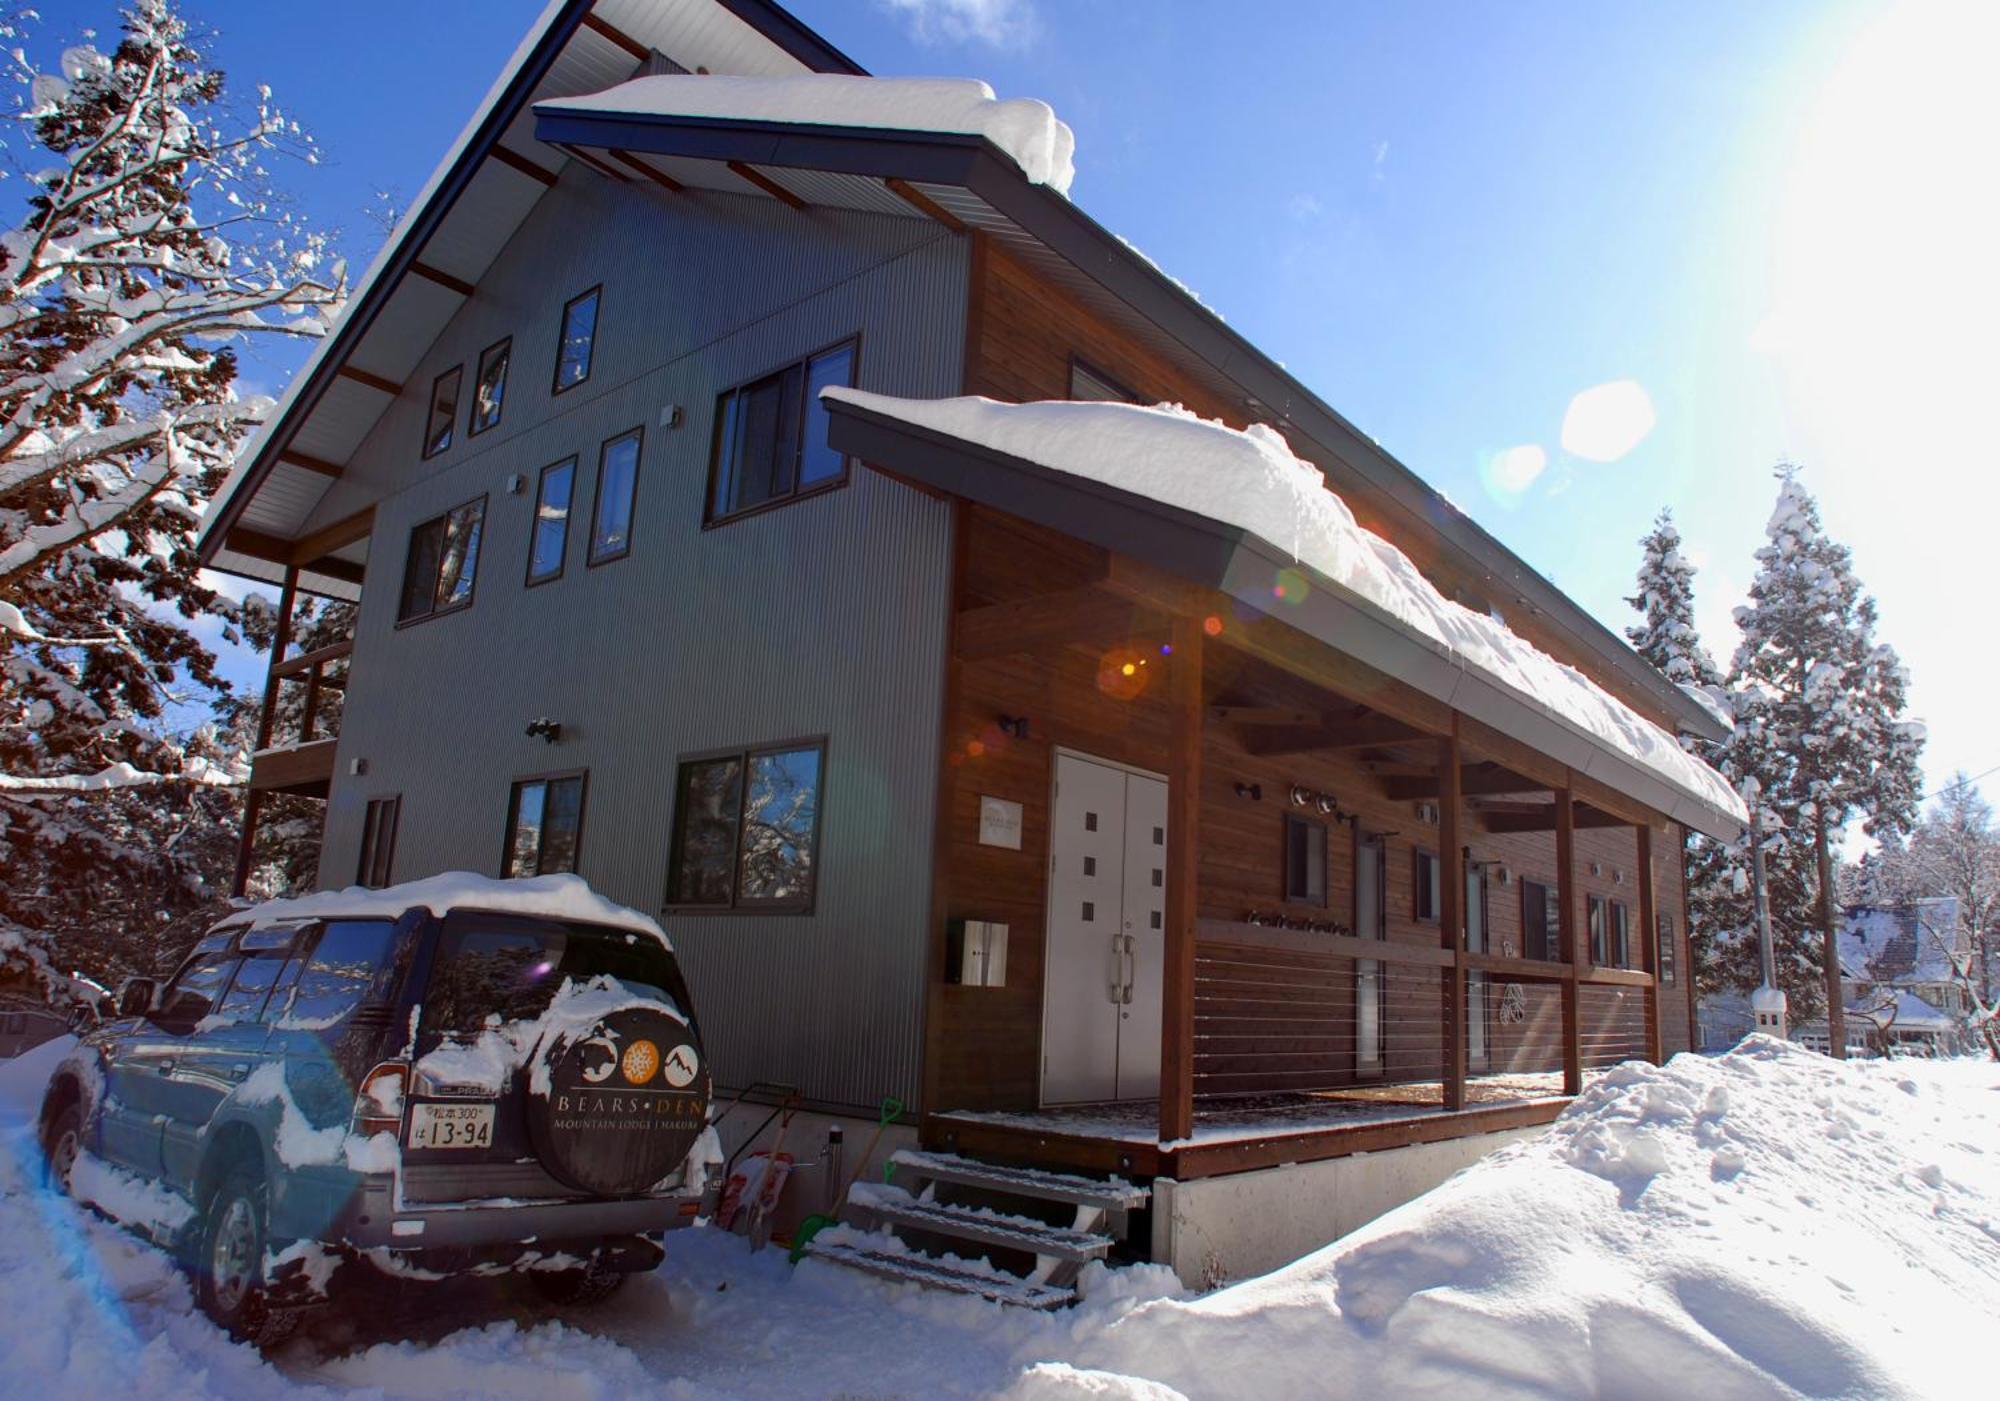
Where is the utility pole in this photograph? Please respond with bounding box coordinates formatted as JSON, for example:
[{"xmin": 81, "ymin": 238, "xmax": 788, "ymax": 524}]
[
  {"xmin": 1817, "ymin": 813, "xmax": 1846, "ymax": 1058},
  {"xmin": 1751, "ymin": 800, "xmax": 1788, "ymax": 1039}
]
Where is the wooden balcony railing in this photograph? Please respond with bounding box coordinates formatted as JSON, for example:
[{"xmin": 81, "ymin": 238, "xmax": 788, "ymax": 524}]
[{"xmin": 248, "ymin": 638, "xmax": 352, "ymax": 796}]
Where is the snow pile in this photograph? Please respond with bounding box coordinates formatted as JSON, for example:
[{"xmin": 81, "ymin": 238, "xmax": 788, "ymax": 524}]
[
  {"xmin": 825, "ymin": 389, "xmax": 1746, "ymax": 829},
  {"xmin": 1022, "ymin": 1038, "xmax": 2000, "ymax": 1400},
  {"xmin": 232, "ymin": 871, "xmax": 673, "ymax": 950},
  {"xmin": 413, "ymin": 973, "xmax": 689, "ymax": 1098},
  {"xmin": 538, "ymin": 74, "xmax": 1077, "ymax": 194}
]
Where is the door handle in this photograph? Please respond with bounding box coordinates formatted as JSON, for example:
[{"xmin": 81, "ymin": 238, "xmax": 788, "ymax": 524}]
[
  {"xmin": 1107, "ymin": 935, "xmax": 1124, "ymax": 1004},
  {"xmin": 1120, "ymin": 934, "xmax": 1136, "ymax": 1005},
  {"xmin": 229, "ymin": 1062, "xmax": 251, "ymax": 1080},
  {"xmin": 155, "ymin": 1058, "xmax": 176, "ymax": 1074}
]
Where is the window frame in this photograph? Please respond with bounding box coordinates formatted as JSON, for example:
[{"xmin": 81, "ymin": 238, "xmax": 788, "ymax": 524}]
[
  {"xmin": 1522, "ymin": 878, "xmax": 1565, "ymax": 962},
  {"xmin": 396, "ymin": 494, "xmax": 487, "ymax": 626},
  {"xmin": 469, "ymin": 335, "xmax": 512, "ymax": 437},
  {"xmin": 665, "ymin": 736, "xmax": 828, "ymax": 915},
  {"xmin": 551, "ymin": 284, "xmax": 601, "ymax": 396},
  {"xmin": 703, "ymin": 335, "xmax": 861, "ymax": 528},
  {"xmin": 587, "ymin": 427, "xmax": 643, "ymax": 568},
  {"xmin": 501, "ymin": 769, "xmax": 589, "ymax": 879},
  {"xmin": 1066, "ymin": 354, "xmax": 1142, "ymax": 404},
  {"xmin": 356, "ymin": 794, "xmax": 401, "ymax": 889},
  {"xmin": 525, "ymin": 455, "xmax": 578, "ymax": 586},
  {"xmin": 1413, "ymin": 847, "xmax": 1441, "ymax": 923},
  {"xmin": 1282, "ymin": 813, "xmax": 1329, "ymax": 908},
  {"xmin": 1587, "ymin": 894, "xmax": 1608, "ymax": 965},
  {"xmin": 422, "ymin": 364, "xmax": 462, "ymax": 459},
  {"xmin": 1611, "ymin": 899, "xmax": 1631, "ymax": 968}
]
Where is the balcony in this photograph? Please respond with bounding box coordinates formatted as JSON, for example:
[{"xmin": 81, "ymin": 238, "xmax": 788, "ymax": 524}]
[{"xmin": 247, "ymin": 639, "xmax": 352, "ymax": 799}]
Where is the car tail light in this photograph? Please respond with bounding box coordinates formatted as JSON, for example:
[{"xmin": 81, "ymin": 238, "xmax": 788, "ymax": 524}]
[{"xmin": 352, "ymin": 1061, "xmax": 409, "ymax": 1138}]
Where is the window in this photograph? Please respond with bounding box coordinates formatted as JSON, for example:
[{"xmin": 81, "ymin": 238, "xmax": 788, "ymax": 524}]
[
  {"xmin": 1522, "ymin": 880, "xmax": 1562, "ymax": 961},
  {"xmin": 527, "ymin": 457, "xmax": 575, "ymax": 584},
  {"xmin": 589, "ymin": 430, "xmax": 641, "ymax": 565},
  {"xmin": 668, "ymin": 740, "xmax": 824, "ymax": 910},
  {"xmin": 1354, "ymin": 833, "xmax": 1387, "ymax": 1073},
  {"xmin": 159, "ymin": 952, "xmax": 239, "ymax": 1024},
  {"xmin": 423, "ymin": 365, "xmax": 462, "ymax": 458},
  {"xmin": 215, "ymin": 952, "xmax": 292, "ymax": 1023},
  {"xmin": 553, "ymin": 286, "xmax": 599, "ymax": 394},
  {"xmin": 1283, "ymin": 815, "xmax": 1328, "ymax": 906},
  {"xmin": 1068, "ymin": 357, "xmax": 1140, "ymax": 404},
  {"xmin": 1414, "ymin": 849, "xmax": 1442, "ymax": 922},
  {"xmin": 1587, "ymin": 895, "xmax": 1608, "ymax": 965},
  {"xmin": 397, "ymin": 497, "xmax": 485, "ymax": 623},
  {"xmin": 357, "ymin": 796, "xmax": 400, "ymax": 889},
  {"xmin": 285, "ymin": 920, "xmax": 399, "ymax": 1028},
  {"xmin": 470, "ymin": 337, "xmax": 511, "ymax": 435},
  {"xmin": 504, "ymin": 772, "xmax": 586, "ymax": 878},
  {"xmin": 708, "ymin": 339, "xmax": 856, "ymax": 522},
  {"xmin": 1657, "ymin": 912, "xmax": 1677, "ymax": 983},
  {"xmin": 1611, "ymin": 901, "xmax": 1631, "ymax": 968}
]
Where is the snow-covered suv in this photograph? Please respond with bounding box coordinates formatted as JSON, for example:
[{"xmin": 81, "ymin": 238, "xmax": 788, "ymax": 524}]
[{"xmin": 34, "ymin": 874, "xmax": 719, "ymax": 1338}]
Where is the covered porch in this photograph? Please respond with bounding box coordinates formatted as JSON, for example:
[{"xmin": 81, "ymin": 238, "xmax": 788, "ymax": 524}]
[{"xmin": 827, "ymin": 390, "xmax": 1737, "ymax": 1183}]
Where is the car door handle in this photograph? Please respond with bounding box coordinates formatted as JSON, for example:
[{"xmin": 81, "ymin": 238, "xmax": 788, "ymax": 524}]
[
  {"xmin": 155, "ymin": 1058, "xmax": 175, "ymax": 1074},
  {"xmin": 229, "ymin": 1062, "xmax": 251, "ymax": 1081}
]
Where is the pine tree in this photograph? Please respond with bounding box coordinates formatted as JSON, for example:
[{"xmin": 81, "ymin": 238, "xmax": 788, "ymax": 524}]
[
  {"xmin": 1718, "ymin": 466, "xmax": 1925, "ymax": 1043},
  {"xmin": 1625, "ymin": 508, "xmax": 1722, "ymax": 690},
  {"xmin": 0, "ymin": 2, "xmax": 344, "ymax": 994}
]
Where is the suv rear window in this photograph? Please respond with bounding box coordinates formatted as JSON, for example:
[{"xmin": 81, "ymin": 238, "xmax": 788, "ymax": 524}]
[
  {"xmin": 280, "ymin": 920, "xmax": 399, "ymax": 1028},
  {"xmin": 423, "ymin": 916, "xmax": 691, "ymax": 1037}
]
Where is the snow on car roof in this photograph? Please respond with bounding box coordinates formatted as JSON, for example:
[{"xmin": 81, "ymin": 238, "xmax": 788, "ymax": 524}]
[
  {"xmin": 536, "ymin": 73, "xmax": 1076, "ymax": 194},
  {"xmin": 231, "ymin": 872, "xmax": 672, "ymax": 950}
]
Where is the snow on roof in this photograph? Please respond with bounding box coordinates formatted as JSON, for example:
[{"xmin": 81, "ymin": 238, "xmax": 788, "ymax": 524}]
[
  {"xmin": 826, "ymin": 388, "xmax": 1747, "ymax": 827},
  {"xmin": 232, "ymin": 871, "xmax": 672, "ymax": 949},
  {"xmin": 1843, "ymin": 900, "xmax": 1963, "ymax": 984},
  {"xmin": 1853, "ymin": 989, "xmax": 1956, "ymax": 1031},
  {"xmin": 537, "ymin": 73, "xmax": 1076, "ymax": 194}
]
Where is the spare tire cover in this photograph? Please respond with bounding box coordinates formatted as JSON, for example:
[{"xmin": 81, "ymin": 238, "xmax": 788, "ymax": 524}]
[{"xmin": 525, "ymin": 1005, "xmax": 711, "ymax": 1197}]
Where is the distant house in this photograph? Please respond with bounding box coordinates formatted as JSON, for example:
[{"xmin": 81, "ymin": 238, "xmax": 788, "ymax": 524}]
[
  {"xmin": 191, "ymin": 0, "xmax": 1743, "ymax": 1284},
  {"xmin": 1792, "ymin": 900, "xmax": 1969, "ymax": 1057}
]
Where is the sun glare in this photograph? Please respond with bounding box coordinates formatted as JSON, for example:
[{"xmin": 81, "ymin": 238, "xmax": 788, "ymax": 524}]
[{"xmin": 1560, "ymin": 380, "xmax": 1657, "ymax": 463}]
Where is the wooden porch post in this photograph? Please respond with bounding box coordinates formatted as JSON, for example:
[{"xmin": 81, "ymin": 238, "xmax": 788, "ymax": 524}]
[
  {"xmin": 1160, "ymin": 614, "xmax": 1203, "ymax": 1145},
  {"xmin": 1637, "ymin": 821, "xmax": 1663, "ymax": 1064},
  {"xmin": 1439, "ymin": 721, "xmax": 1466, "ymax": 1112},
  {"xmin": 1556, "ymin": 784, "xmax": 1583, "ymax": 1095},
  {"xmin": 232, "ymin": 565, "xmax": 298, "ymax": 899}
]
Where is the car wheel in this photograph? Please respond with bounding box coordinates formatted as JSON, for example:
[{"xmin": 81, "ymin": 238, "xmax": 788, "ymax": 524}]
[
  {"xmin": 528, "ymin": 1256, "xmax": 628, "ymax": 1307},
  {"xmin": 198, "ymin": 1164, "xmax": 271, "ymax": 1340},
  {"xmin": 43, "ymin": 1104, "xmax": 82, "ymax": 1195}
]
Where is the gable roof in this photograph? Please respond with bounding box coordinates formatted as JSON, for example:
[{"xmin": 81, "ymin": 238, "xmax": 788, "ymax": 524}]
[{"xmin": 195, "ymin": 1, "xmax": 1725, "ymax": 745}]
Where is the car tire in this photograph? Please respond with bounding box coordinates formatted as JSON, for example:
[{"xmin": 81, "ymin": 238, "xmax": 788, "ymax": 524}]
[
  {"xmin": 197, "ymin": 1163, "xmax": 272, "ymax": 1341},
  {"xmin": 42, "ymin": 1103, "xmax": 82, "ymax": 1195},
  {"xmin": 528, "ymin": 1256, "xmax": 628, "ymax": 1308}
]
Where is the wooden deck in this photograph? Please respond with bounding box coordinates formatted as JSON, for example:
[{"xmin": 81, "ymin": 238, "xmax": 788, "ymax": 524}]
[{"xmin": 925, "ymin": 1075, "xmax": 1572, "ymax": 1180}]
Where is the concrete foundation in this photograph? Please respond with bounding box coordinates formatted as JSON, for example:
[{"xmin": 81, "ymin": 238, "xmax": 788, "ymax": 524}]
[{"xmin": 1151, "ymin": 1125, "xmax": 1546, "ymax": 1286}]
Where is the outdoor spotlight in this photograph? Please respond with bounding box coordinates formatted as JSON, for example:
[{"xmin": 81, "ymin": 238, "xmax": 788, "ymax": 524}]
[
  {"xmin": 1235, "ymin": 781, "xmax": 1263, "ymax": 801},
  {"xmin": 525, "ymin": 717, "xmax": 563, "ymax": 743},
  {"xmin": 1315, "ymin": 792, "xmax": 1339, "ymax": 816},
  {"xmin": 997, "ymin": 714, "xmax": 1030, "ymax": 739},
  {"xmin": 1290, "ymin": 784, "xmax": 1315, "ymax": 807}
]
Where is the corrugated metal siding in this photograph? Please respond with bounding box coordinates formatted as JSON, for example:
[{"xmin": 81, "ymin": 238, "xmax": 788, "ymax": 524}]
[{"xmin": 316, "ymin": 168, "xmax": 966, "ymax": 1112}]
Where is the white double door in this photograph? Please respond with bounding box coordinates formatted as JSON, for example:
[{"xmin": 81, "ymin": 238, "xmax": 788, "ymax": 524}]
[{"xmin": 1042, "ymin": 752, "xmax": 1168, "ymax": 1105}]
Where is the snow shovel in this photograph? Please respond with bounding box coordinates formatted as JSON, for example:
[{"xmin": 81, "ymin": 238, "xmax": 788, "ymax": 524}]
[
  {"xmin": 743, "ymin": 1098, "xmax": 803, "ymax": 1252},
  {"xmin": 789, "ymin": 1096, "xmax": 903, "ymax": 1262}
]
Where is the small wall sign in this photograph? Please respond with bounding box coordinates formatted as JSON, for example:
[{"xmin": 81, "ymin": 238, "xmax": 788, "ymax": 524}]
[{"xmin": 978, "ymin": 795, "xmax": 1024, "ymax": 850}]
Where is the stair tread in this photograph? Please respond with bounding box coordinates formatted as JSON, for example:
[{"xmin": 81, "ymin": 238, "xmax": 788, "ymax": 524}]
[
  {"xmin": 801, "ymin": 1237, "xmax": 1077, "ymax": 1310},
  {"xmin": 849, "ymin": 1182, "xmax": 1115, "ymax": 1261},
  {"xmin": 892, "ymin": 1149, "xmax": 1149, "ymax": 1210}
]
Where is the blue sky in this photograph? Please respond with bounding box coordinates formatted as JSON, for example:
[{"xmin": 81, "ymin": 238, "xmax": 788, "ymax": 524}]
[{"xmin": 148, "ymin": 0, "xmax": 1999, "ymax": 835}]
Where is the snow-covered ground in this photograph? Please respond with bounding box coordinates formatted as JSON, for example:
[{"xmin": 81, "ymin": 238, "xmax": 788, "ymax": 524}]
[{"xmin": 1, "ymin": 1035, "xmax": 1994, "ymax": 1399}]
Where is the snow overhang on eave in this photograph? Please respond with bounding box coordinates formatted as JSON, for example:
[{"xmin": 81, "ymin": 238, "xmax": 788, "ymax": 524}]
[
  {"xmin": 195, "ymin": 0, "xmax": 862, "ymax": 580},
  {"xmin": 530, "ymin": 100, "xmax": 1725, "ymax": 747},
  {"xmin": 823, "ymin": 394, "xmax": 1746, "ymax": 842}
]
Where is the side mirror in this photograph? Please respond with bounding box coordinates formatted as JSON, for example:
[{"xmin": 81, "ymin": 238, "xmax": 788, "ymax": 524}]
[{"xmin": 116, "ymin": 977, "xmax": 157, "ymax": 1019}]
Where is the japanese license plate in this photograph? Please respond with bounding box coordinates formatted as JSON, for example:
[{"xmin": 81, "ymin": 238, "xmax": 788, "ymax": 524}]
[{"xmin": 407, "ymin": 1102, "xmax": 494, "ymax": 1150}]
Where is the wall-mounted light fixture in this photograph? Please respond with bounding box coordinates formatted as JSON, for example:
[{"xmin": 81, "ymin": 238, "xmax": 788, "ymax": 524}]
[
  {"xmin": 1234, "ymin": 781, "xmax": 1263, "ymax": 801},
  {"xmin": 996, "ymin": 714, "xmax": 1030, "ymax": 740},
  {"xmin": 525, "ymin": 717, "xmax": 563, "ymax": 744}
]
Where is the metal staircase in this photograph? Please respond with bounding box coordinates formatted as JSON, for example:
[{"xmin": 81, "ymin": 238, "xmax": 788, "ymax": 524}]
[{"xmin": 798, "ymin": 1147, "xmax": 1150, "ymax": 1309}]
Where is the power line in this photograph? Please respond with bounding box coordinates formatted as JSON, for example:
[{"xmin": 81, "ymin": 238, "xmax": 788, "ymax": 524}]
[{"xmin": 1923, "ymin": 764, "xmax": 2000, "ymax": 801}]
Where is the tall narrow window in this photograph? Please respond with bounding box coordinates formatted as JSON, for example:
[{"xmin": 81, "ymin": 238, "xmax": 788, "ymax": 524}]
[
  {"xmin": 1587, "ymin": 895, "xmax": 1608, "ymax": 965},
  {"xmin": 553, "ymin": 286, "xmax": 599, "ymax": 394},
  {"xmin": 708, "ymin": 339, "xmax": 856, "ymax": 522},
  {"xmin": 356, "ymin": 796, "xmax": 400, "ymax": 889},
  {"xmin": 1657, "ymin": 912, "xmax": 1677, "ymax": 983},
  {"xmin": 1611, "ymin": 901, "xmax": 1631, "ymax": 968},
  {"xmin": 1283, "ymin": 815, "xmax": 1328, "ymax": 906},
  {"xmin": 397, "ymin": 497, "xmax": 485, "ymax": 623},
  {"xmin": 1523, "ymin": 880, "xmax": 1564, "ymax": 962},
  {"xmin": 1414, "ymin": 849, "xmax": 1441, "ymax": 922},
  {"xmin": 503, "ymin": 773, "xmax": 586, "ymax": 877},
  {"xmin": 589, "ymin": 429, "xmax": 641, "ymax": 565},
  {"xmin": 667, "ymin": 740, "xmax": 825, "ymax": 911},
  {"xmin": 471, "ymin": 337, "xmax": 511, "ymax": 435},
  {"xmin": 526, "ymin": 457, "xmax": 575, "ymax": 584},
  {"xmin": 1354, "ymin": 832, "xmax": 1387, "ymax": 1074},
  {"xmin": 423, "ymin": 366, "xmax": 462, "ymax": 458}
]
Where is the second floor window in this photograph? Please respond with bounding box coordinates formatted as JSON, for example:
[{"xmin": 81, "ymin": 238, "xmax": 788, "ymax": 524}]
[
  {"xmin": 423, "ymin": 365, "xmax": 461, "ymax": 458},
  {"xmin": 708, "ymin": 339, "xmax": 855, "ymax": 522},
  {"xmin": 471, "ymin": 337, "xmax": 510, "ymax": 435},
  {"xmin": 527, "ymin": 457, "xmax": 575, "ymax": 584},
  {"xmin": 1414, "ymin": 849, "xmax": 1441, "ymax": 922},
  {"xmin": 504, "ymin": 772, "xmax": 586, "ymax": 877},
  {"xmin": 554, "ymin": 286, "xmax": 599, "ymax": 394},
  {"xmin": 590, "ymin": 429, "xmax": 641, "ymax": 565},
  {"xmin": 398, "ymin": 497, "xmax": 485, "ymax": 623}
]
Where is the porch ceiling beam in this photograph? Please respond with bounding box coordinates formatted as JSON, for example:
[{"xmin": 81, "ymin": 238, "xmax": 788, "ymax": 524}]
[
  {"xmin": 222, "ymin": 528, "xmax": 366, "ymax": 585},
  {"xmin": 1478, "ymin": 804, "xmax": 1627, "ymax": 834},
  {"xmin": 335, "ymin": 364, "xmax": 401, "ymax": 397},
  {"xmin": 1209, "ymin": 705, "xmax": 1319, "ymax": 728},
  {"xmin": 490, "ymin": 144, "xmax": 560, "ymax": 186},
  {"xmin": 289, "ymin": 506, "xmax": 374, "ymax": 566},
  {"xmin": 560, "ymin": 143, "xmax": 633, "ymax": 182},
  {"xmin": 277, "ymin": 449, "xmax": 343, "ymax": 479},
  {"xmin": 886, "ymin": 176, "xmax": 968, "ymax": 232},
  {"xmin": 610, "ymin": 147, "xmax": 685, "ymax": 192},
  {"xmin": 409, "ymin": 260, "xmax": 475, "ymax": 298},
  {"xmin": 728, "ymin": 159, "xmax": 808, "ymax": 210},
  {"xmin": 954, "ymin": 585, "xmax": 1162, "ymax": 661},
  {"xmin": 579, "ymin": 9, "xmax": 649, "ymax": 60},
  {"xmin": 1384, "ymin": 764, "xmax": 1547, "ymax": 800}
]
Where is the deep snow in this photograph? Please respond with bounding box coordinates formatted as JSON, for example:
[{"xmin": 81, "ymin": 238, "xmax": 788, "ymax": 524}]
[{"xmin": 1, "ymin": 1034, "xmax": 1994, "ymax": 1398}]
